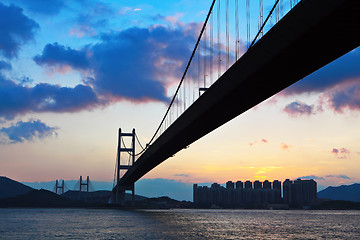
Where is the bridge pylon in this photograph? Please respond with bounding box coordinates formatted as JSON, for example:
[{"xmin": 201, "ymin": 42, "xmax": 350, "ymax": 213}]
[
  {"xmin": 55, "ymin": 179, "xmax": 64, "ymax": 194},
  {"xmin": 79, "ymin": 175, "xmax": 90, "ymax": 199},
  {"xmin": 113, "ymin": 128, "xmax": 135, "ymax": 206}
]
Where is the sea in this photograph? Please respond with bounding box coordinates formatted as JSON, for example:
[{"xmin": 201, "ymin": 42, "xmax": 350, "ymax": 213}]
[{"xmin": 1, "ymin": 208, "xmax": 359, "ymax": 239}]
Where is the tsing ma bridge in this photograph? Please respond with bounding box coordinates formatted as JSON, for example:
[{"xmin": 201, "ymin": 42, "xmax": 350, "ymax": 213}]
[{"xmin": 112, "ymin": 0, "xmax": 360, "ymax": 204}]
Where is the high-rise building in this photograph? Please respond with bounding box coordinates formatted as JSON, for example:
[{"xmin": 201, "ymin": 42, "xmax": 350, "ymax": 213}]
[
  {"xmin": 193, "ymin": 179, "xmax": 286, "ymax": 207},
  {"xmin": 245, "ymin": 180, "xmax": 252, "ymax": 189},
  {"xmin": 263, "ymin": 180, "xmax": 271, "ymax": 189},
  {"xmin": 254, "ymin": 180, "xmax": 262, "ymax": 189},
  {"xmin": 235, "ymin": 181, "xmax": 243, "ymax": 189},
  {"xmin": 283, "ymin": 179, "xmax": 317, "ymax": 205},
  {"xmin": 226, "ymin": 181, "xmax": 234, "ymax": 189}
]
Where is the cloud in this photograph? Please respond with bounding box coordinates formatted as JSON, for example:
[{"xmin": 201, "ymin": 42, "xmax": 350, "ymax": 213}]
[
  {"xmin": 174, "ymin": 174, "xmax": 189, "ymax": 177},
  {"xmin": 280, "ymin": 143, "xmax": 292, "ymax": 151},
  {"xmin": 36, "ymin": 23, "xmax": 199, "ymax": 103},
  {"xmin": 331, "ymin": 148, "xmax": 350, "ymax": 159},
  {"xmin": 34, "ymin": 43, "xmax": 90, "ymax": 72},
  {"xmin": 0, "ymin": 3, "xmax": 39, "ymax": 59},
  {"xmin": 69, "ymin": 5, "xmax": 112, "ymax": 39},
  {"xmin": 7, "ymin": 0, "xmax": 65, "ymax": 15},
  {"xmin": 89, "ymin": 25, "xmax": 197, "ymax": 102},
  {"xmin": 298, "ymin": 175, "xmax": 352, "ymax": 181},
  {"xmin": 0, "ymin": 74, "xmax": 101, "ymax": 120},
  {"xmin": 249, "ymin": 139, "xmax": 268, "ymax": 146},
  {"xmin": 326, "ymin": 175, "xmax": 351, "ymax": 180},
  {"xmin": 284, "ymin": 49, "xmax": 360, "ymax": 95},
  {"xmin": 323, "ymin": 79, "xmax": 360, "ymax": 113},
  {"xmin": 299, "ymin": 175, "xmax": 325, "ymax": 180},
  {"xmin": 118, "ymin": 7, "xmax": 142, "ymax": 15},
  {"xmin": 283, "ymin": 101, "xmax": 316, "ymax": 117},
  {"xmin": 280, "ymin": 49, "xmax": 360, "ymax": 114},
  {"xmin": 0, "ymin": 120, "xmax": 58, "ymax": 144},
  {"xmin": 0, "ymin": 61, "xmax": 12, "ymax": 71}
]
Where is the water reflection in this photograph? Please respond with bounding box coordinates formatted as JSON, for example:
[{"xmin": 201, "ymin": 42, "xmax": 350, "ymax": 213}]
[{"xmin": 1, "ymin": 209, "xmax": 360, "ymax": 239}]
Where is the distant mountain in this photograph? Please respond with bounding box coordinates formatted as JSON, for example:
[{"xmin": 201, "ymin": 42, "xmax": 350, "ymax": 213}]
[
  {"xmin": 62, "ymin": 190, "xmax": 147, "ymax": 202},
  {"xmin": 0, "ymin": 176, "xmax": 33, "ymax": 199},
  {"xmin": 23, "ymin": 178, "xmax": 194, "ymax": 201},
  {"xmin": 318, "ymin": 183, "xmax": 360, "ymax": 202},
  {"xmin": 0, "ymin": 189, "xmax": 84, "ymax": 208}
]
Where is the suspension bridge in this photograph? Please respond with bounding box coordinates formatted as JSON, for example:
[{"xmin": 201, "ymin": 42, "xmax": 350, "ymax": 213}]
[{"xmin": 112, "ymin": 0, "xmax": 360, "ymax": 204}]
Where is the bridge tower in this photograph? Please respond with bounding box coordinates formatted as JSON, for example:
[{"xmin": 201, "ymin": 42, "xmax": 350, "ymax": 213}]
[
  {"xmin": 114, "ymin": 128, "xmax": 135, "ymax": 205},
  {"xmin": 55, "ymin": 179, "xmax": 64, "ymax": 194},
  {"xmin": 79, "ymin": 176, "xmax": 90, "ymax": 193}
]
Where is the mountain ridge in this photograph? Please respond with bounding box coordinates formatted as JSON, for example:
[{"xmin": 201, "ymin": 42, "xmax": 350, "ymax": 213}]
[{"xmin": 318, "ymin": 183, "xmax": 360, "ymax": 202}]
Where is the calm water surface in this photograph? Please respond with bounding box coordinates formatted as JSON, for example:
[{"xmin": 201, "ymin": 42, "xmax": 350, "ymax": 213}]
[{"xmin": 1, "ymin": 208, "xmax": 359, "ymax": 239}]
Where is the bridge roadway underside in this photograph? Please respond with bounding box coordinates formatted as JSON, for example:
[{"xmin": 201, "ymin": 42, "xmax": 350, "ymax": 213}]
[{"xmin": 119, "ymin": 0, "xmax": 360, "ymax": 188}]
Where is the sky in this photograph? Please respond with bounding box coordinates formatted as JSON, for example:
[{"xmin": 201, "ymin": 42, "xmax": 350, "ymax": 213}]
[{"xmin": 0, "ymin": 0, "xmax": 359, "ymax": 200}]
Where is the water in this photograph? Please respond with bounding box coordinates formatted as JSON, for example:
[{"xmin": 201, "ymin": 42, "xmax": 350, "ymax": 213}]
[{"xmin": 1, "ymin": 209, "xmax": 360, "ymax": 239}]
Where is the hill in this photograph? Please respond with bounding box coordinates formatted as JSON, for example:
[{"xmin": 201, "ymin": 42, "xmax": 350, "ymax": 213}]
[
  {"xmin": 318, "ymin": 183, "xmax": 360, "ymax": 202},
  {"xmin": 0, "ymin": 189, "xmax": 84, "ymax": 208},
  {"xmin": 62, "ymin": 190, "xmax": 147, "ymax": 203},
  {"xmin": 0, "ymin": 176, "xmax": 33, "ymax": 199}
]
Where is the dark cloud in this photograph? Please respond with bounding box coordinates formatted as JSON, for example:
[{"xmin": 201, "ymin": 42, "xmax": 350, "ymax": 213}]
[
  {"xmin": 0, "ymin": 61, "xmax": 12, "ymax": 71},
  {"xmin": 0, "ymin": 74, "xmax": 101, "ymax": 120},
  {"xmin": 331, "ymin": 148, "xmax": 350, "ymax": 159},
  {"xmin": 283, "ymin": 101, "xmax": 315, "ymax": 117},
  {"xmin": 299, "ymin": 175, "xmax": 325, "ymax": 180},
  {"xmin": 326, "ymin": 175, "xmax": 351, "ymax": 180},
  {"xmin": 35, "ymin": 24, "xmax": 199, "ymax": 102},
  {"xmin": 285, "ymin": 49, "xmax": 360, "ymax": 95},
  {"xmin": 324, "ymin": 80, "xmax": 360, "ymax": 113},
  {"xmin": 8, "ymin": 0, "xmax": 65, "ymax": 15},
  {"xmin": 89, "ymin": 25, "xmax": 196, "ymax": 102},
  {"xmin": 34, "ymin": 43, "xmax": 90, "ymax": 71},
  {"xmin": 281, "ymin": 49, "xmax": 360, "ymax": 114},
  {"xmin": 0, "ymin": 3, "xmax": 39, "ymax": 59},
  {"xmin": 0, "ymin": 120, "xmax": 57, "ymax": 144}
]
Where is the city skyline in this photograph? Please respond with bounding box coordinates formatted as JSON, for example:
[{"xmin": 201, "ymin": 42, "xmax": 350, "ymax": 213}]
[{"xmin": 0, "ymin": 0, "xmax": 359, "ymax": 193}]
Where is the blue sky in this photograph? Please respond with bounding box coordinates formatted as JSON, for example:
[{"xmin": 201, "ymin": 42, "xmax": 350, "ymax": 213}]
[{"xmin": 0, "ymin": 0, "xmax": 359, "ymax": 201}]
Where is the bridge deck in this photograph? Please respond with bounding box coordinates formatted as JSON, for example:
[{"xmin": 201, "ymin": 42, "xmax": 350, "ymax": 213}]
[{"xmin": 119, "ymin": 0, "xmax": 360, "ymax": 187}]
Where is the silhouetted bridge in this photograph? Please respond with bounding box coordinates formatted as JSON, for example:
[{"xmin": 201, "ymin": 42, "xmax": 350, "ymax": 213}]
[{"xmin": 112, "ymin": 0, "xmax": 360, "ymax": 202}]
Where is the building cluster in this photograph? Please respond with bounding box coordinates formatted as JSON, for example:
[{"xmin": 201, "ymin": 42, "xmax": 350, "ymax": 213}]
[{"xmin": 193, "ymin": 179, "xmax": 317, "ymax": 208}]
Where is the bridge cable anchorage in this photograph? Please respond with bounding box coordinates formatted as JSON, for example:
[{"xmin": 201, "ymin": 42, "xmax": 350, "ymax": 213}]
[{"xmin": 249, "ymin": 0, "xmax": 280, "ymax": 49}]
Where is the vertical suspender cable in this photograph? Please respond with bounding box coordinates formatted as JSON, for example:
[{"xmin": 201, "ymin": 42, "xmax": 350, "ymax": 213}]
[
  {"xmin": 226, "ymin": 0, "xmax": 229, "ymax": 70},
  {"xmin": 204, "ymin": 26, "xmax": 207, "ymax": 88},
  {"xmin": 235, "ymin": 0, "xmax": 239, "ymax": 60},
  {"xmin": 246, "ymin": 0, "xmax": 250, "ymax": 49},
  {"xmin": 217, "ymin": 0, "xmax": 221, "ymax": 78},
  {"xmin": 198, "ymin": 45, "xmax": 201, "ymax": 95},
  {"xmin": 210, "ymin": 12, "xmax": 213, "ymax": 85},
  {"xmin": 259, "ymin": 0, "xmax": 263, "ymax": 37}
]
